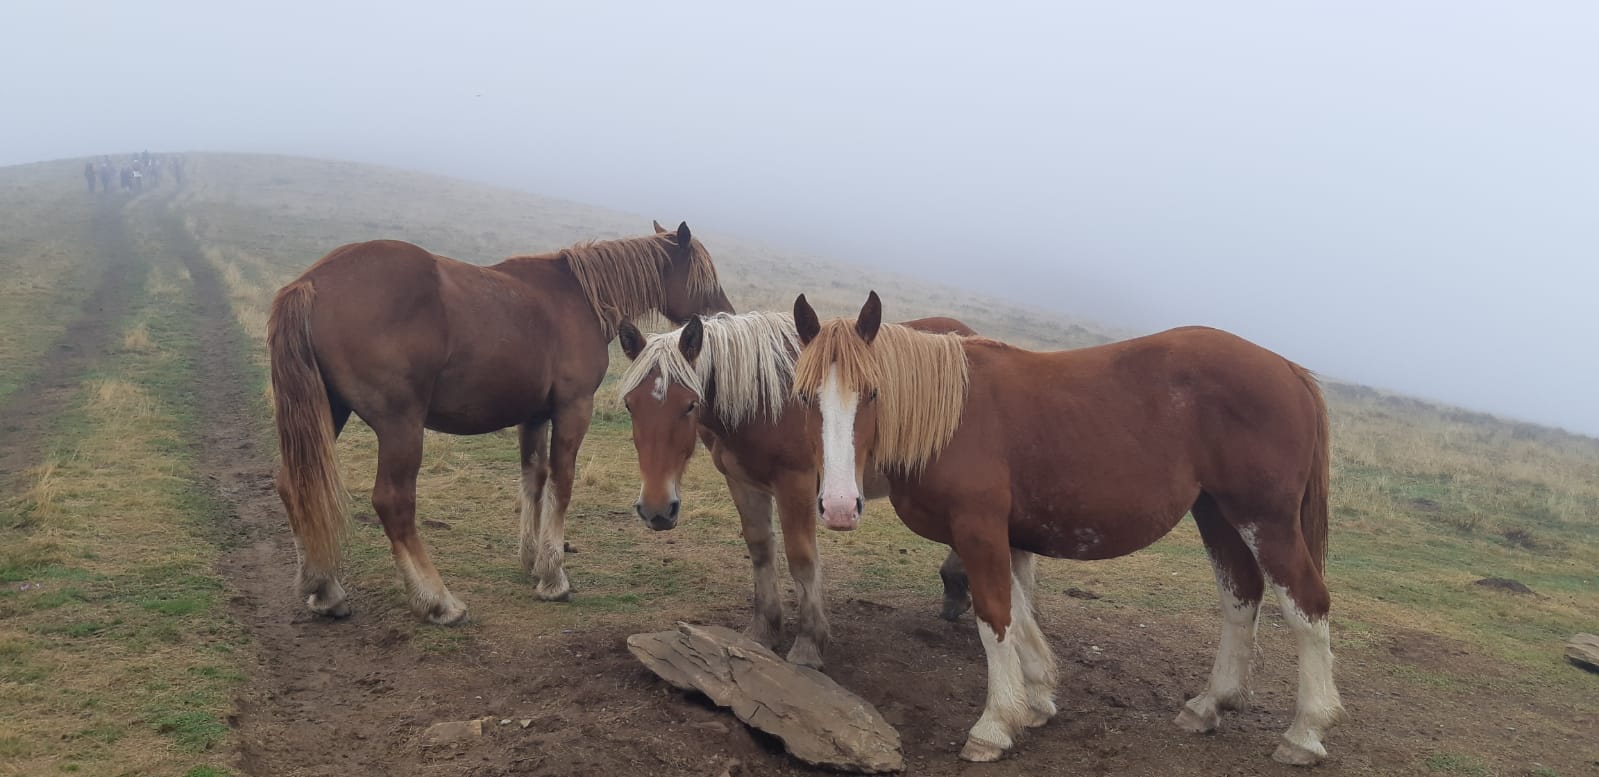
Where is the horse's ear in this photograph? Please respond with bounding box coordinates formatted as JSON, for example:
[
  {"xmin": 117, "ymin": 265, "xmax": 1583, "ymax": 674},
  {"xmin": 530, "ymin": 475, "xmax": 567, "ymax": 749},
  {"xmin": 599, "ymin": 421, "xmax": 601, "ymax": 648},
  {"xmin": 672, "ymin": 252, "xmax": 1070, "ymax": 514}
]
[
  {"xmin": 676, "ymin": 221, "xmax": 692, "ymax": 248},
  {"xmin": 618, "ymin": 320, "xmax": 646, "ymax": 361},
  {"xmin": 794, "ymin": 294, "xmax": 821, "ymax": 346},
  {"xmin": 856, "ymin": 291, "xmax": 883, "ymax": 345},
  {"xmin": 653, "ymin": 220, "xmax": 668, "ymax": 234},
  {"xmin": 678, "ymin": 315, "xmax": 704, "ymax": 363}
]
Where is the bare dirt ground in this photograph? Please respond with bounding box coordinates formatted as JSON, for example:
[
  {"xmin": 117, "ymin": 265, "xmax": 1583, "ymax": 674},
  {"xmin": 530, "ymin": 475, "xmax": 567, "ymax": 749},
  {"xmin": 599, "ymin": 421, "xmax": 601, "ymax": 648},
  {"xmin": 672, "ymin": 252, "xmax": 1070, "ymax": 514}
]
[{"xmin": 12, "ymin": 196, "xmax": 1592, "ymax": 776}]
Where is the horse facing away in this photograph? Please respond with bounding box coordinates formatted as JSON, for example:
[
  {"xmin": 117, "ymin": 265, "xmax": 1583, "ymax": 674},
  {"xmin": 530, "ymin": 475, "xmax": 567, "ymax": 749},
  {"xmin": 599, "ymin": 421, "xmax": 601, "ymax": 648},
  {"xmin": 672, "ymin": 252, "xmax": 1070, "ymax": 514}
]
[
  {"xmin": 792, "ymin": 292, "xmax": 1342, "ymax": 766},
  {"xmin": 614, "ymin": 311, "xmax": 976, "ymax": 668},
  {"xmin": 267, "ymin": 221, "xmax": 733, "ymax": 624}
]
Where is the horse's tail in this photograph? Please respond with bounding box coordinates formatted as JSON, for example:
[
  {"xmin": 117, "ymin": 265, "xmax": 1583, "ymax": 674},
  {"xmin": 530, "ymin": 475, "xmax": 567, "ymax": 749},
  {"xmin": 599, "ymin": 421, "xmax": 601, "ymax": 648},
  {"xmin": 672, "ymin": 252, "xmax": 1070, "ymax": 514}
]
[
  {"xmin": 267, "ymin": 280, "xmax": 347, "ymax": 588},
  {"xmin": 1292, "ymin": 362, "xmax": 1331, "ymax": 574}
]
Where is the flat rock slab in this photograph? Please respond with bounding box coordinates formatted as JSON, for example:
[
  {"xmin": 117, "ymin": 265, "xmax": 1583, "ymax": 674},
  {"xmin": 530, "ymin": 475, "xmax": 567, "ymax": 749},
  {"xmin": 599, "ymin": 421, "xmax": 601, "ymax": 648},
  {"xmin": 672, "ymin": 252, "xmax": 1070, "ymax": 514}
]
[
  {"xmin": 1567, "ymin": 633, "xmax": 1599, "ymax": 673},
  {"xmin": 628, "ymin": 623, "xmax": 903, "ymax": 773}
]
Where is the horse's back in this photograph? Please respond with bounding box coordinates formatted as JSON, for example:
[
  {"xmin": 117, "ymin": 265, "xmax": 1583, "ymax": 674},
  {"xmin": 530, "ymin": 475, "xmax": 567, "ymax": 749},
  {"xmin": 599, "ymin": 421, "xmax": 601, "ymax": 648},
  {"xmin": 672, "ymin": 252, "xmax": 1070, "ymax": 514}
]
[
  {"xmin": 1006, "ymin": 325, "xmax": 1319, "ymax": 451},
  {"xmin": 946, "ymin": 326, "xmax": 1323, "ymax": 557},
  {"xmin": 904, "ymin": 316, "xmax": 977, "ymax": 337}
]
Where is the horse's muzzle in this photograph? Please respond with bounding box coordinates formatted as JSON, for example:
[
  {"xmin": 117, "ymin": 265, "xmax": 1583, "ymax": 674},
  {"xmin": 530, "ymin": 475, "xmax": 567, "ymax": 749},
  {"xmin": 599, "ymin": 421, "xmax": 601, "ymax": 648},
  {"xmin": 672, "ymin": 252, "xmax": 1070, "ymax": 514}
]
[
  {"xmin": 819, "ymin": 495, "xmax": 863, "ymax": 531},
  {"xmin": 637, "ymin": 499, "xmax": 680, "ymax": 532}
]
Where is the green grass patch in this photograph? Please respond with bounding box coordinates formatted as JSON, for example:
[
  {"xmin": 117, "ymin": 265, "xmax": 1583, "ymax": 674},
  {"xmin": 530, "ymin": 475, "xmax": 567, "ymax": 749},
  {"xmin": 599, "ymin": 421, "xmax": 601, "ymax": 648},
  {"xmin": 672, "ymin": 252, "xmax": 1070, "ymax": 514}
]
[
  {"xmin": 153, "ymin": 710, "xmax": 229, "ymax": 752},
  {"xmin": 1423, "ymin": 752, "xmax": 1494, "ymax": 775},
  {"xmin": 184, "ymin": 768, "xmax": 234, "ymax": 777}
]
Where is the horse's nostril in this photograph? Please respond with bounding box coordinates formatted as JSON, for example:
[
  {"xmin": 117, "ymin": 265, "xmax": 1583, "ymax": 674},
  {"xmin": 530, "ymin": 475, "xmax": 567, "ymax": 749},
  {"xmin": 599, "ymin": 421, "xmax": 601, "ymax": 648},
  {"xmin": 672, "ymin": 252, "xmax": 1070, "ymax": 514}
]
[
  {"xmin": 817, "ymin": 498, "xmax": 825, "ymax": 516},
  {"xmin": 668, "ymin": 500, "xmax": 681, "ymax": 518},
  {"xmin": 635, "ymin": 503, "xmax": 646, "ymax": 520},
  {"xmin": 854, "ymin": 497, "xmax": 864, "ymax": 514}
]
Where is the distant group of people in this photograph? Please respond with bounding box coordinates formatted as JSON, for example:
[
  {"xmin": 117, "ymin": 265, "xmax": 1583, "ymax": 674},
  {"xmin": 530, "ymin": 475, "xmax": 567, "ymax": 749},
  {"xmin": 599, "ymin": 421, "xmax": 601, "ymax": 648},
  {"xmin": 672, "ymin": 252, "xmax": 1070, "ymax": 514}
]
[{"xmin": 84, "ymin": 151, "xmax": 186, "ymax": 194}]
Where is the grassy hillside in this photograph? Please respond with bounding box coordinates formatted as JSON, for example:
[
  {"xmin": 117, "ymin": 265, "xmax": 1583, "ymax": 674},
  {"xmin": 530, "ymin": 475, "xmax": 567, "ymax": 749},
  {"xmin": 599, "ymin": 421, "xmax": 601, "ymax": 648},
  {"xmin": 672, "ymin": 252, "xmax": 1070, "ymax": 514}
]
[{"xmin": 1, "ymin": 153, "xmax": 1594, "ymax": 775}]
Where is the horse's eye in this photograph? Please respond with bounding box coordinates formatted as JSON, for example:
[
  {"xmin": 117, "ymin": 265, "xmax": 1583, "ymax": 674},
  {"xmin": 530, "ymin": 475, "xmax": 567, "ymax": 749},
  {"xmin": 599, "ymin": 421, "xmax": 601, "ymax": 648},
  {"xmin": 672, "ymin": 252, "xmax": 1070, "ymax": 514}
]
[
  {"xmin": 684, "ymin": 400, "xmax": 699, "ymax": 416},
  {"xmin": 868, "ymin": 388, "xmax": 879, "ymax": 402}
]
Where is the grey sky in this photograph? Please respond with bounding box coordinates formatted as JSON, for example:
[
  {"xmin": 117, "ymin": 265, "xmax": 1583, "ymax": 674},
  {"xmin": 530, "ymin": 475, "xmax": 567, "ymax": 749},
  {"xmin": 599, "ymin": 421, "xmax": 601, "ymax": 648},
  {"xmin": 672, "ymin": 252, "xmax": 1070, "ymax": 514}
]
[{"xmin": 5, "ymin": 1, "xmax": 1597, "ymax": 434}]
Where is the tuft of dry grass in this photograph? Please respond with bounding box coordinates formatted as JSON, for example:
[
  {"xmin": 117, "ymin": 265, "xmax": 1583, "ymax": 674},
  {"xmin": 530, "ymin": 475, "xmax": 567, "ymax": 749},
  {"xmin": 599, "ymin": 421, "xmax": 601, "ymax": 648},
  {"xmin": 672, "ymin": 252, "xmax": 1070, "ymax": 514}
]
[
  {"xmin": 20, "ymin": 458, "xmax": 65, "ymax": 520},
  {"xmin": 235, "ymin": 302, "xmax": 269, "ymax": 342},
  {"xmin": 89, "ymin": 379, "xmax": 158, "ymax": 420},
  {"xmin": 146, "ymin": 266, "xmax": 184, "ymax": 300},
  {"xmin": 122, "ymin": 323, "xmax": 155, "ymax": 352}
]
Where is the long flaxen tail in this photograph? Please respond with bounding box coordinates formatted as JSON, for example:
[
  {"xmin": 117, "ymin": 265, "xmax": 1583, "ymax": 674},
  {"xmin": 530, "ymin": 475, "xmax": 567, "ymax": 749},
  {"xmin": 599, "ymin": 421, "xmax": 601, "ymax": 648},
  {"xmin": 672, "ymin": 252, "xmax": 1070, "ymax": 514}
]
[
  {"xmin": 1291, "ymin": 362, "xmax": 1331, "ymax": 574},
  {"xmin": 267, "ymin": 280, "xmax": 347, "ymax": 594}
]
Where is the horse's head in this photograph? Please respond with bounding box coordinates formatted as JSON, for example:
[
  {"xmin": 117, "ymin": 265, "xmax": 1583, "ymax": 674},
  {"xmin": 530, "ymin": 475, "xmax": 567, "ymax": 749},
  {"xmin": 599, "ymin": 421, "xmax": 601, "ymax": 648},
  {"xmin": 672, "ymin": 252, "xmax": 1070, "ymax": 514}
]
[
  {"xmin": 618, "ymin": 316, "xmax": 707, "ymax": 531},
  {"xmin": 793, "ymin": 292, "xmax": 884, "ymax": 532},
  {"xmin": 653, "ymin": 220, "xmax": 735, "ymax": 323}
]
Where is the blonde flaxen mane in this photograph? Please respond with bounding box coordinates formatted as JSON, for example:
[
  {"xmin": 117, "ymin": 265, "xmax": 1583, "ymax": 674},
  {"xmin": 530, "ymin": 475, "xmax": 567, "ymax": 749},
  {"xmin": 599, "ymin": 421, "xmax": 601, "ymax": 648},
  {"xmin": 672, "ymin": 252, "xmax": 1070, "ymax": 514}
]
[
  {"xmin": 617, "ymin": 312, "xmax": 803, "ymax": 429},
  {"xmin": 562, "ymin": 233, "xmax": 720, "ymax": 336},
  {"xmin": 793, "ymin": 320, "xmax": 970, "ymax": 476}
]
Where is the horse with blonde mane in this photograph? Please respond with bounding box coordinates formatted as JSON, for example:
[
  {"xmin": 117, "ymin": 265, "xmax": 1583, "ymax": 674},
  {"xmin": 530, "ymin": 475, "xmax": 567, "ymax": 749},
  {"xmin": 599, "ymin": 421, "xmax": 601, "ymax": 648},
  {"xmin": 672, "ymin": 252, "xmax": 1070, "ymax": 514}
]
[
  {"xmin": 792, "ymin": 292, "xmax": 1342, "ymax": 766},
  {"xmin": 615, "ymin": 311, "xmax": 975, "ymax": 668},
  {"xmin": 267, "ymin": 221, "xmax": 732, "ymax": 624}
]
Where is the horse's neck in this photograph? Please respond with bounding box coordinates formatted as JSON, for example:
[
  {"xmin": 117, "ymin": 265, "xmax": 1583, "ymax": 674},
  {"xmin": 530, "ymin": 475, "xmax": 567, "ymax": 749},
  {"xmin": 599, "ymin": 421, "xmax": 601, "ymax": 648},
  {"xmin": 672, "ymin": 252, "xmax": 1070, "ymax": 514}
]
[
  {"xmin": 495, "ymin": 253, "xmax": 646, "ymax": 345},
  {"xmin": 494, "ymin": 253, "xmax": 588, "ymax": 297}
]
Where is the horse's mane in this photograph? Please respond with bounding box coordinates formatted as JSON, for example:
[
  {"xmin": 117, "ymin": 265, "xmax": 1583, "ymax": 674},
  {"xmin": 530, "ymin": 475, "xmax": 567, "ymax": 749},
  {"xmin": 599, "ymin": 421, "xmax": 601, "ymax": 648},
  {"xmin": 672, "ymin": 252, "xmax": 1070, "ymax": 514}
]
[
  {"xmin": 793, "ymin": 321, "xmax": 969, "ymax": 477},
  {"xmin": 556, "ymin": 233, "xmax": 720, "ymax": 337},
  {"xmin": 617, "ymin": 311, "xmax": 802, "ymax": 430}
]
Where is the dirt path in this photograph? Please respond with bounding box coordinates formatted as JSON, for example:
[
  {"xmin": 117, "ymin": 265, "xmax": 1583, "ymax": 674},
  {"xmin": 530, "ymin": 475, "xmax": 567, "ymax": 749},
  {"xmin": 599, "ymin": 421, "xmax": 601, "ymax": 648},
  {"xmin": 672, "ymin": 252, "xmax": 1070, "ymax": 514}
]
[
  {"xmin": 137, "ymin": 199, "xmax": 1595, "ymax": 777},
  {"xmin": 0, "ymin": 195, "xmax": 149, "ymax": 484}
]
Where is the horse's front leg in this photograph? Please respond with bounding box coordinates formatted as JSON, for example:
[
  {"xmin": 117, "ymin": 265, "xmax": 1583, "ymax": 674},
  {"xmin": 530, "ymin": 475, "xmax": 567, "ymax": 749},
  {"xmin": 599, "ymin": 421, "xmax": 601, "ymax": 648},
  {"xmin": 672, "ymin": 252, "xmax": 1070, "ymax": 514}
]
[
  {"xmin": 952, "ymin": 517, "xmax": 1054, "ymax": 762},
  {"xmin": 776, "ymin": 472, "xmax": 829, "ymax": 669},
  {"xmin": 532, "ymin": 398, "xmax": 592, "ymax": 601},
  {"xmin": 727, "ymin": 478, "xmax": 782, "ymax": 650}
]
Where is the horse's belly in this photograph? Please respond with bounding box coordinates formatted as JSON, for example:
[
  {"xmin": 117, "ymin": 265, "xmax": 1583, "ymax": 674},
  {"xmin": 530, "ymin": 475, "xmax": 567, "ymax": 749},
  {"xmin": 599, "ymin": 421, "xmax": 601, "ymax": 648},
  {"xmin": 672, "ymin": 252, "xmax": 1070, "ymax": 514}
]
[
  {"xmin": 425, "ymin": 383, "xmax": 551, "ymax": 434},
  {"xmin": 1013, "ymin": 507, "xmax": 1188, "ymax": 561},
  {"xmin": 423, "ymin": 413, "xmax": 523, "ymax": 436}
]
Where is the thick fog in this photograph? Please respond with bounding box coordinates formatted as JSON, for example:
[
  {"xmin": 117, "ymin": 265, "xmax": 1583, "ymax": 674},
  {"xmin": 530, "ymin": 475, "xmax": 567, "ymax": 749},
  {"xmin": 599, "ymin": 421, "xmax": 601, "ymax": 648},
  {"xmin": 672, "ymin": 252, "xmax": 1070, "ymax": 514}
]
[{"xmin": 5, "ymin": 2, "xmax": 1597, "ymax": 434}]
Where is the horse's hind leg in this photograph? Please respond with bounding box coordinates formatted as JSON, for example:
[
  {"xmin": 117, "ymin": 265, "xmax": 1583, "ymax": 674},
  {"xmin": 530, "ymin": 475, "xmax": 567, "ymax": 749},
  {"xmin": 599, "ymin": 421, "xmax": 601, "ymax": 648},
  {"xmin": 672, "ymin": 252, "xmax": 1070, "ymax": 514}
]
[
  {"xmin": 530, "ymin": 396, "xmax": 594, "ymax": 602},
  {"xmin": 284, "ymin": 401, "xmax": 354, "ymax": 618},
  {"xmin": 517, "ymin": 420, "xmax": 550, "ymax": 576},
  {"xmin": 1233, "ymin": 506, "xmax": 1344, "ymax": 766},
  {"xmin": 939, "ymin": 550, "xmax": 972, "ymax": 621},
  {"xmin": 372, "ymin": 418, "xmax": 466, "ymax": 625},
  {"xmin": 1177, "ymin": 494, "xmax": 1264, "ymax": 735},
  {"xmin": 775, "ymin": 473, "xmax": 828, "ymax": 668},
  {"xmin": 728, "ymin": 478, "xmax": 782, "ymax": 651}
]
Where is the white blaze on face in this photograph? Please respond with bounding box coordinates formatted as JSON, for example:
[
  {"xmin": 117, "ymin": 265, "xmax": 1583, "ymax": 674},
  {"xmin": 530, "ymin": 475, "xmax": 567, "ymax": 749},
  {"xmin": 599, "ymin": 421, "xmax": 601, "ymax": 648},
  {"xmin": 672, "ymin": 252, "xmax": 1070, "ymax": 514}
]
[
  {"xmin": 817, "ymin": 366, "xmax": 863, "ymax": 530},
  {"xmin": 651, "ymin": 375, "xmax": 668, "ymax": 402}
]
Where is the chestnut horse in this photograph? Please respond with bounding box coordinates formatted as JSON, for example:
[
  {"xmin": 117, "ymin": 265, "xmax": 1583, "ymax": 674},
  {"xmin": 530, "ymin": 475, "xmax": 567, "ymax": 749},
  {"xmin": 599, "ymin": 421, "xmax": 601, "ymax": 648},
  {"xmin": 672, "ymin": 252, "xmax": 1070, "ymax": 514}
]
[
  {"xmin": 792, "ymin": 292, "xmax": 1341, "ymax": 766},
  {"xmin": 614, "ymin": 312, "xmax": 975, "ymax": 668},
  {"xmin": 267, "ymin": 221, "xmax": 732, "ymax": 624}
]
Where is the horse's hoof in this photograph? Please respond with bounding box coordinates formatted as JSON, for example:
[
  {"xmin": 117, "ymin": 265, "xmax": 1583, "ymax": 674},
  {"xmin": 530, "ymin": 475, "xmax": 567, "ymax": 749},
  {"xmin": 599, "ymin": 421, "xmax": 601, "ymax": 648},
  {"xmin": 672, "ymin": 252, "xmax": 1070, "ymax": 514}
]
[
  {"xmin": 307, "ymin": 596, "xmax": 352, "ymax": 619},
  {"xmin": 535, "ymin": 587, "xmax": 573, "ymax": 603},
  {"xmin": 959, "ymin": 737, "xmax": 1007, "ymax": 762},
  {"xmin": 1175, "ymin": 700, "xmax": 1219, "ymax": 734},
  {"xmin": 744, "ymin": 622, "xmax": 783, "ymax": 651},
  {"xmin": 1026, "ymin": 698, "xmax": 1057, "ymax": 728},
  {"xmin": 786, "ymin": 641, "xmax": 825, "ymax": 670},
  {"xmin": 939, "ymin": 596, "xmax": 971, "ymax": 622},
  {"xmin": 427, "ymin": 604, "xmax": 469, "ymax": 626},
  {"xmin": 1272, "ymin": 738, "xmax": 1326, "ymax": 767}
]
